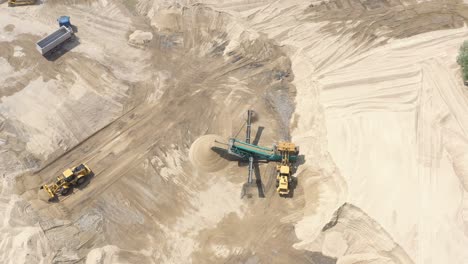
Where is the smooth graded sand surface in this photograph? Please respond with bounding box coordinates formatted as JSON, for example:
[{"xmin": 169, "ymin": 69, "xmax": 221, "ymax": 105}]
[{"xmin": 1, "ymin": 0, "xmax": 468, "ymax": 263}]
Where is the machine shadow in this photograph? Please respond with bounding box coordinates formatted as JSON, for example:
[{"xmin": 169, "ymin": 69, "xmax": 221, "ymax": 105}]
[
  {"xmin": 287, "ymin": 176, "xmax": 298, "ymax": 198},
  {"xmin": 252, "ymin": 126, "xmax": 264, "ymax": 145},
  {"xmin": 48, "ymin": 196, "xmax": 60, "ymax": 203},
  {"xmin": 45, "ymin": 35, "xmax": 80, "ymax": 62},
  {"xmin": 212, "ymin": 143, "xmax": 265, "ymax": 198},
  {"xmin": 70, "ymin": 24, "xmax": 79, "ymax": 33},
  {"xmin": 287, "ymin": 154, "xmax": 305, "ymax": 198},
  {"xmin": 211, "ymin": 146, "xmax": 239, "ymax": 162},
  {"xmin": 254, "ymin": 162, "xmax": 265, "ymax": 198}
]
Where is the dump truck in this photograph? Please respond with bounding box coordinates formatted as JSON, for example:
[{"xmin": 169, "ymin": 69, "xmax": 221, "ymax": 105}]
[
  {"xmin": 36, "ymin": 16, "xmax": 73, "ymax": 55},
  {"xmin": 40, "ymin": 164, "xmax": 92, "ymax": 200},
  {"xmin": 8, "ymin": 0, "xmax": 36, "ymax": 7}
]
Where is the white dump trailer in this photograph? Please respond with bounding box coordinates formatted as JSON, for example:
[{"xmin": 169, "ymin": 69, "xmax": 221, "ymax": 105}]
[{"xmin": 36, "ymin": 26, "xmax": 73, "ymax": 55}]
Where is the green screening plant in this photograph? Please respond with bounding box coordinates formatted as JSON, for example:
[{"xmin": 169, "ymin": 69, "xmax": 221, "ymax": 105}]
[{"xmin": 457, "ymin": 41, "xmax": 468, "ymax": 85}]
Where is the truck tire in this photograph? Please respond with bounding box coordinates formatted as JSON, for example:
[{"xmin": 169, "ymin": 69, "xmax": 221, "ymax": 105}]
[
  {"xmin": 76, "ymin": 176, "xmax": 87, "ymax": 185},
  {"xmin": 61, "ymin": 187, "xmax": 71, "ymax": 196}
]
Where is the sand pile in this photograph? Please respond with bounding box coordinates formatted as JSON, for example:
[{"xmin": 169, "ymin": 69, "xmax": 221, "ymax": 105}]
[
  {"xmin": 189, "ymin": 134, "xmax": 229, "ymax": 173},
  {"xmin": 128, "ymin": 30, "xmax": 153, "ymax": 47},
  {"xmin": 240, "ymin": 0, "xmax": 468, "ymax": 263},
  {"xmin": 309, "ymin": 203, "xmax": 413, "ymax": 263}
]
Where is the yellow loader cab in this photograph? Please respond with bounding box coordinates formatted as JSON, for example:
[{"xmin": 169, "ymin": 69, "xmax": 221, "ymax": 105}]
[
  {"xmin": 40, "ymin": 164, "xmax": 92, "ymax": 199},
  {"xmin": 276, "ymin": 165, "xmax": 291, "ymax": 196}
]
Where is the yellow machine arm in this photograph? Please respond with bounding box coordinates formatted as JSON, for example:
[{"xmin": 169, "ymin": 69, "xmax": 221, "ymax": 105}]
[{"xmin": 40, "ymin": 184, "xmax": 58, "ymax": 198}]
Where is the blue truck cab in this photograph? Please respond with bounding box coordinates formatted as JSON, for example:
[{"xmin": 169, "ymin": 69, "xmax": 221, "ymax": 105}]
[{"xmin": 58, "ymin": 16, "xmax": 71, "ymax": 28}]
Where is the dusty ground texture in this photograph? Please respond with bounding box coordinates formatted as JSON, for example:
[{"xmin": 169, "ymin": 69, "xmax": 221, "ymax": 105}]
[{"xmin": 1, "ymin": 0, "xmax": 468, "ymax": 263}]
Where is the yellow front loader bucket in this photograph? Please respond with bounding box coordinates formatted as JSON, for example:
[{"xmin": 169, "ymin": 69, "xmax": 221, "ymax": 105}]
[{"xmin": 40, "ymin": 184, "xmax": 57, "ymax": 199}]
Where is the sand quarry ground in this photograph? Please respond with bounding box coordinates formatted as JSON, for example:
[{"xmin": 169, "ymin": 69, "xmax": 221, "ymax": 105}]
[{"xmin": 1, "ymin": 0, "xmax": 468, "ymax": 263}]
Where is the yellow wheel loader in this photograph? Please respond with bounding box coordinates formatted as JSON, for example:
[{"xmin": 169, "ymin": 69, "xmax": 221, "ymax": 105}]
[
  {"xmin": 276, "ymin": 165, "xmax": 292, "ymax": 196},
  {"xmin": 40, "ymin": 164, "xmax": 92, "ymax": 200},
  {"xmin": 8, "ymin": 0, "xmax": 36, "ymax": 7},
  {"xmin": 275, "ymin": 142, "xmax": 298, "ymax": 196}
]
